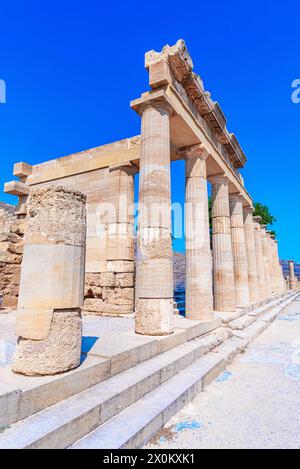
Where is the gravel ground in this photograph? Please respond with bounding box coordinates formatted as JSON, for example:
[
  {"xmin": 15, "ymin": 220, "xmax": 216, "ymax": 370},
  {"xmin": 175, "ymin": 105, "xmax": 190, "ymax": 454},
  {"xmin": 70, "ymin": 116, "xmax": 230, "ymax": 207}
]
[{"xmin": 145, "ymin": 296, "xmax": 300, "ymax": 449}]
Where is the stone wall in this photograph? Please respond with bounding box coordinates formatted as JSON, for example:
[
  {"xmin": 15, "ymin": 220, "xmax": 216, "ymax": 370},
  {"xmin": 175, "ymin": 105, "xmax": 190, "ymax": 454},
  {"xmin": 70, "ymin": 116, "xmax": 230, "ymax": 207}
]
[
  {"xmin": 0, "ymin": 202, "xmax": 16, "ymax": 233},
  {"xmin": 0, "ymin": 219, "xmax": 26, "ymax": 308}
]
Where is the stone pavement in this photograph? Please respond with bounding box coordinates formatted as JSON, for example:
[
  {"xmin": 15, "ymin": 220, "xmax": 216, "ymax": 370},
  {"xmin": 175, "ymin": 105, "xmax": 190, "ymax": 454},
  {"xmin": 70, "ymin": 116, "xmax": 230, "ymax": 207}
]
[{"xmin": 145, "ymin": 296, "xmax": 300, "ymax": 449}]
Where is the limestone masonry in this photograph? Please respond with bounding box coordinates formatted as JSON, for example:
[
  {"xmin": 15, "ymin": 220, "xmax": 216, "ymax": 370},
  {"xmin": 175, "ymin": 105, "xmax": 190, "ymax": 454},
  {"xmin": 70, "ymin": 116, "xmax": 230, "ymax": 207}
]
[{"xmin": 0, "ymin": 40, "xmax": 298, "ymax": 375}]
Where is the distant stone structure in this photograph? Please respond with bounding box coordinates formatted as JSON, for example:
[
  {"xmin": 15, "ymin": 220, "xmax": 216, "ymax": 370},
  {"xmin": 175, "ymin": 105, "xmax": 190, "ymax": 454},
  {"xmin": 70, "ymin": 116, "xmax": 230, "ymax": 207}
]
[
  {"xmin": 0, "ymin": 40, "xmax": 294, "ymax": 346},
  {"xmin": 12, "ymin": 186, "xmax": 86, "ymax": 375}
]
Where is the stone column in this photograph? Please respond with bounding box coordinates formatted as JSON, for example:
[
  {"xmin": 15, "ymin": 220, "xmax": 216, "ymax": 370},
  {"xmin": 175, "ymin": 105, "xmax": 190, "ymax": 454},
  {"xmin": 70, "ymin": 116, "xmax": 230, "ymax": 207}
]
[
  {"xmin": 289, "ymin": 260, "xmax": 297, "ymax": 290},
  {"xmin": 261, "ymin": 227, "xmax": 272, "ymax": 298},
  {"xmin": 210, "ymin": 176, "xmax": 236, "ymax": 312},
  {"xmin": 270, "ymin": 237, "xmax": 282, "ymax": 294},
  {"xmin": 274, "ymin": 241, "xmax": 284, "ymax": 293},
  {"xmin": 243, "ymin": 206, "xmax": 259, "ymax": 303},
  {"xmin": 229, "ymin": 194, "xmax": 250, "ymax": 307},
  {"xmin": 135, "ymin": 101, "xmax": 174, "ymax": 335},
  {"xmin": 184, "ymin": 145, "xmax": 213, "ymax": 320},
  {"xmin": 12, "ymin": 186, "xmax": 86, "ymax": 376},
  {"xmin": 266, "ymin": 232, "xmax": 277, "ymax": 295},
  {"xmin": 253, "ymin": 216, "xmax": 265, "ymax": 300}
]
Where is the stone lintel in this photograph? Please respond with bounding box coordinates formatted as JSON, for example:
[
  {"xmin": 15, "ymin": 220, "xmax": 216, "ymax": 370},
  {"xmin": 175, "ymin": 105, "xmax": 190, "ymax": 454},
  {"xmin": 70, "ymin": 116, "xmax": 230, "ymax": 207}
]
[
  {"xmin": 4, "ymin": 181, "xmax": 29, "ymax": 196},
  {"xmin": 13, "ymin": 162, "xmax": 33, "ymax": 178}
]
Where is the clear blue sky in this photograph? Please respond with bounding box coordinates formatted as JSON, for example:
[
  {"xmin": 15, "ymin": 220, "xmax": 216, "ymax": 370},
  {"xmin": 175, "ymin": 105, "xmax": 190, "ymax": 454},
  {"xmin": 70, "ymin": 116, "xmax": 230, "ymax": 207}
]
[{"xmin": 0, "ymin": 0, "xmax": 299, "ymax": 261}]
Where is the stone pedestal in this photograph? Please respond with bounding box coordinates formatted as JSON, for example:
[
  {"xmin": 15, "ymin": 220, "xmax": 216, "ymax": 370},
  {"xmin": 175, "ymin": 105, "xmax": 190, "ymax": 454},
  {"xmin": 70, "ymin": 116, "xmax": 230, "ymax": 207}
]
[
  {"xmin": 243, "ymin": 206, "xmax": 259, "ymax": 302},
  {"xmin": 135, "ymin": 102, "xmax": 174, "ymax": 335},
  {"xmin": 184, "ymin": 145, "xmax": 213, "ymax": 320},
  {"xmin": 12, "ymin": 186, "xmax": 87, "ymax": 376},
  {"xmin": 229, "ymin": 194, "xmax": 250, "ymax": 307},
  {"xmin": 210, "ymin": 176, "xmax": 236, "ymax": 312}
]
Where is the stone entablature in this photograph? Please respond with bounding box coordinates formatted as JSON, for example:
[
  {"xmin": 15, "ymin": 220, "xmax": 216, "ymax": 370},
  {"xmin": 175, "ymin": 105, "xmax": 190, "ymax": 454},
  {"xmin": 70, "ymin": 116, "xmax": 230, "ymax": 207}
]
[
  {"xmin": 145, "ymin": 40, "xmax": 246, "ymax": 169},
  {"xmin": 1, "ymin": 38, "xmax": 289, "ymax": 324}
]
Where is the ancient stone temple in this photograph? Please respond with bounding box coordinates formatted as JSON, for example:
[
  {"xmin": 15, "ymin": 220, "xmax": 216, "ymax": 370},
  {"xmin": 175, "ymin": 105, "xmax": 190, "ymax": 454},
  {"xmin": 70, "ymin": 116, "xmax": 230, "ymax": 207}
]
[
  {"xmin": 0, "ymin": 39, "xmax": 292, "ymax": 331},
  {"xmin": 0, "ymin": 39, "xmax": 299, "ymax": 450}
]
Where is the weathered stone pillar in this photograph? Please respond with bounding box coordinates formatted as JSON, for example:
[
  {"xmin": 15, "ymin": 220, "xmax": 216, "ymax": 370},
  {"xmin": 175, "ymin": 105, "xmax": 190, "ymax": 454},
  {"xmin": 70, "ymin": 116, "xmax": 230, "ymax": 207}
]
[
  {"xmin": 266, "ymin": 232, "xmax": 276, "ymax": 295},
  {"xmin": 289, "ymin": 260, "xmax": 297, "ymax": 290},
  {"xmin": 184, "ymin": 145, "xmax": 213, "ymax": 320},
  {"xmin": 261, "ymin": 227, "xmax": 272, "ymax": 298},
  {"xmin": 229, "ymin": 194, "xmax": 250, "ymax": 307},
  {"xmin": 273, "ymin": 240, "xmax": 284, "ymax": 293},
  {"xmin": 210, "ymin": 175, "xmax": 236, "ymax": 312},
  {"xmin": 243, "ymin": 206, "xmax": 259, "ymax": 303},
  {"xmin": 12, "ymin": 186, "xmax": 86, "ymax": 376},
  {"xmin": 270, "ymin": 236, "xmax": 282, "ymax": 294},
  {"xmin": 135, "ymin": 102, "xmax": 174, "ymax": 335},
  {"xmin": 253, "ymin": 216, "xmax": 265, "ymax": 300}
]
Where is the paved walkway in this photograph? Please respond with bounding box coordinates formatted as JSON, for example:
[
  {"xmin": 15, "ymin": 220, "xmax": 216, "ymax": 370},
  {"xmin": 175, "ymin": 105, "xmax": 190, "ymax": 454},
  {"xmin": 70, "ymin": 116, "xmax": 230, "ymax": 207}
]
[{"xmin": 145, "ymin": 295, "xmax": 300, "ymax": 449}]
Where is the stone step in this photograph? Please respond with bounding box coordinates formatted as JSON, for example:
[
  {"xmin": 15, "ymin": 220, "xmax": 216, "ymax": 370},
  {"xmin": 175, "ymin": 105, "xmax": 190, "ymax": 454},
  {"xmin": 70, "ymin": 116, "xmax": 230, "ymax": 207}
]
[
  {"xmin": 0, "ymin": 315, "xmax": 221, "ymax": 428},
  {"xmin": 71, "ymin": 294, "xmax": 299, "ymax": 450},
  {"xmin": 0, "ymin": 328, "xmax": 228, "ymax": 449},
  {"xmin": 70, "ymin": 352, "xmax": 225, "ymax": 449}
]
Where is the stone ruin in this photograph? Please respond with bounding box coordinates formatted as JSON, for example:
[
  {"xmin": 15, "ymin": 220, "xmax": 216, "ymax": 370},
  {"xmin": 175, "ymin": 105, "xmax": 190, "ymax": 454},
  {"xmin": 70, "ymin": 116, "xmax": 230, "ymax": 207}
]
[{"xmin": 0, "ymin": 39, "xmax": 296, "ymax": 375}]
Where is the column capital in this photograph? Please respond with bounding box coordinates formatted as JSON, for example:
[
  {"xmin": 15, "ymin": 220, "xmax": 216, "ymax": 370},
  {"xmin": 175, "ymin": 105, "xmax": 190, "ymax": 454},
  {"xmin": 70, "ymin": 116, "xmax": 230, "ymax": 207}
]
[
  {"xmin": 253, "ymin": 215, "xmax": 262, "ymax": 223},
  {"xmin": 109, "ymin": 161, "xmax": 139, "ymax": 175},
  {"xmin": 243, "ymin": 204, "xmax": 254, "ymax": 214},
  {"xmin": 179, "ymin": 144, "xmax": 210, "ymax": 160},
  {"xmin": 209, "ymin": 174, "xmax": 228, "ymax": 185},
  {"xmin": 135, "ymin": 99, "xmax": 173, "ymax": 117},
  {"xmin": 229, "ymin": 192, "xmax": 243, "ymax": 203}
]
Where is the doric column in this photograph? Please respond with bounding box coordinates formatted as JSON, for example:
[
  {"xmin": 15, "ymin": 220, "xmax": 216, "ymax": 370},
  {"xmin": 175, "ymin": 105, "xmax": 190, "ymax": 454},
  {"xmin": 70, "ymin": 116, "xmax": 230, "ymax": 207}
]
[
  {"xmin": 210, "ymin": 175, "xmax": 236, "ymax": 312},
  {"xmin": 266, "ymin": 232, "xmax": 277, "ymax": 295},
  {"xmin": 289, "ymin": 260, "xmax": 297, "ymax": 290},
  {"xmin": 253, "ymin": 216, "xmax": 266, "ymax": 300},
  {"xmin": 273, "ymin": 238, "xmax": 283, "ymax": 293},
  {"xmin": 261, "ymin": 227, "xmax": 272, "ymax": 298},
  {"xmin": 135, "ymin": 101, "xmax": 174, "ymax": 335},
  {"xmin": 12, "ymin": 186, "xmax": 86, "ymax": 376},
  {"xmin": 229, "ymin": 194, "xmax": 250, "ymax": 307},
  {"xmin": 184, "ymin": 145, "xmax": 213, "ymax": 320},
  {"xmin": 243, "ymin": 206, "xmax": 259, "ymax": 303}
]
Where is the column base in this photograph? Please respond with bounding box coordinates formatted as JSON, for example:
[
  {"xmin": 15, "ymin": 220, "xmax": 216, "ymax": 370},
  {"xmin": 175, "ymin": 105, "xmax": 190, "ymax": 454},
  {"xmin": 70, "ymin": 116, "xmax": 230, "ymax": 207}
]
[
  {"xmin": 135, "ymin": 298, "xmax": 174, "ymax": 336},
  {"xmin": 12, "ymin": 309, "xmax": 82, "ymax": 376}
]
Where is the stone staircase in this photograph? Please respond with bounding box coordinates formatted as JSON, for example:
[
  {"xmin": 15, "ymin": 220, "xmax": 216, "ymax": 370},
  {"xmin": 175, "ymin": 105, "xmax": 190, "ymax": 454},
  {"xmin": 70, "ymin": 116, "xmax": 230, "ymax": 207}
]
[{"xmin": 0, "ymin": 291, "xmax": 297, "ymax": 449}]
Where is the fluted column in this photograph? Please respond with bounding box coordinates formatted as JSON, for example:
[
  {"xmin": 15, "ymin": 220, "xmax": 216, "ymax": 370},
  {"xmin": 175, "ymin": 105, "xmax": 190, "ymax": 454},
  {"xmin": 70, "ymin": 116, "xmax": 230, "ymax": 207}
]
[
  {"xmin": 289, "ymin": 260, "xmax": 297, "ymax": 290},
  {"xmin": 261, "ymin": 227, "xmax": 272, "ymax": 298},
  {"xmin": 244, "ymin": 206, "xmax": 259, "ymax": 303},
  {"xmin": 253, "ymin": 216, "xmax": 266, "ymax": 300},
  {"xmin": 184, "ymin": 145, "xmax": 213, "ymax": 320},
  {"xmin": 229, "ymin": 194, "xmax": 250, "ymax": 307},
  {"xmin": 272, "ymin": 237, "xmax": 283, "ymax": 293},
  {"xmin": 266, "ymin": 232, "xmax": 277, "ymax": 295},
  {"xmin": 135, "ymin": 101, "xmax": 174, "ymax": 336},
  {"xmin": 210, "ymin": 175, "xmax": 236, "ymax": 312},
  {"xmin": 273, "ymin": 240, "xmax": 284, "ymax": 293}
]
